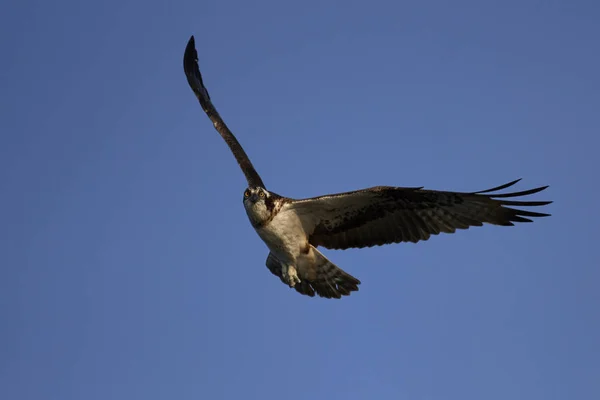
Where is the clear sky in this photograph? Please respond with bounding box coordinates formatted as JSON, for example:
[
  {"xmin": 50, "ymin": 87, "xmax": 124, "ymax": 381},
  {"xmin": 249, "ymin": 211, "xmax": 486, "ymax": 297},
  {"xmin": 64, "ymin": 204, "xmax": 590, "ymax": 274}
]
[{"xmin": 1, "ymin": 1, "xmax": 598, "ymax": 399}]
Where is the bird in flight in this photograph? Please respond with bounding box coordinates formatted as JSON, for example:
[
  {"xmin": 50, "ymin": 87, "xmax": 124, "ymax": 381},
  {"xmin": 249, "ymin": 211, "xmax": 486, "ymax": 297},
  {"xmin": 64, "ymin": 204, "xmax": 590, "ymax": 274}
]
[{"xmin": 182, "ymin": 35, "xmax": 551, "ymax": 299}]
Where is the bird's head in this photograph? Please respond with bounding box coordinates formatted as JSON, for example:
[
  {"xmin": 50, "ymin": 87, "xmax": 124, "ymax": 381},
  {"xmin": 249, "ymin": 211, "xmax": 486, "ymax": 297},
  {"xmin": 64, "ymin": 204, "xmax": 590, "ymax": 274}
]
[
  {"xmin": 243, "ymin": 187, "xmax": 274, "ymax": 226},
  {"xmin": 243, "ymin": 186, "xmax": 269, "ymax": 204}
]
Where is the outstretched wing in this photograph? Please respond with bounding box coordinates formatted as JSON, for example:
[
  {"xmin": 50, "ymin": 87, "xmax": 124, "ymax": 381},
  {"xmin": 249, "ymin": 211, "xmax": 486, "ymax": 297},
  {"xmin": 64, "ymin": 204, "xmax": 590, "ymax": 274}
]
[
  {"xmin": 183, "ymin": 36, "xmax": 265, "ymax": 188},
  {"xmin": 285, "ymin": 179, "xmax": 551, "ymax": 250}
]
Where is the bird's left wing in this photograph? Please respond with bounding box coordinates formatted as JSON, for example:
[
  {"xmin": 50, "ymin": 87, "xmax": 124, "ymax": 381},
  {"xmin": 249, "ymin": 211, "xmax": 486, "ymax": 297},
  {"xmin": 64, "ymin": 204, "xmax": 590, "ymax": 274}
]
[{"xmin": 284, "ymin": 179, "xmax": 551, "ymax": 250}]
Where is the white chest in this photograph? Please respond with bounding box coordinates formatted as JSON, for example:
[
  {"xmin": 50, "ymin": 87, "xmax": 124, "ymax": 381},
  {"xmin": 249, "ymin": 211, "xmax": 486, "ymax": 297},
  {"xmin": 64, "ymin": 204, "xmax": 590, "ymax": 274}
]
[{"xmin": 256, "ymin": 210, "xmax": 306, "ymax": 262}]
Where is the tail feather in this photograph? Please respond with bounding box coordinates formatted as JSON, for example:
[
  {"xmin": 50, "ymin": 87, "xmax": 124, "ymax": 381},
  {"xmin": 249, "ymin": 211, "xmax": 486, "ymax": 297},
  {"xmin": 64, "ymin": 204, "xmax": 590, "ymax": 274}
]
[
  {"xmin": 265, "ymin": 250, "xmax": 361, "ymax": 299},
  {"xmin": 310, "ymin": 246, "xmax": 360, "ymax": 299}
]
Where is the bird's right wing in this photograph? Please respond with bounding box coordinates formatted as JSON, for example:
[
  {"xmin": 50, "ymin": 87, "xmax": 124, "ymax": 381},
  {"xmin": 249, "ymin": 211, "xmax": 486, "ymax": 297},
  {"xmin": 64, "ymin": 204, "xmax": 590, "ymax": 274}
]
[{"xmin": 183, "ymin": 36, "xmax": 265, "ymax": 188}]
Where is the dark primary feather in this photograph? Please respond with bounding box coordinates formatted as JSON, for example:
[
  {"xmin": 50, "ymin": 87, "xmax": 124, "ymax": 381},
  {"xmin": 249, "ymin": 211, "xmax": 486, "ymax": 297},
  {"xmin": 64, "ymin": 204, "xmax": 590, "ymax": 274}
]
[
  {"xmin": 286, "ymin": 179, "xmax": 552, "ymax": 250},
  {"xmin": 183, "ymin": 36, "xmax": 265, "ymax": 189}
]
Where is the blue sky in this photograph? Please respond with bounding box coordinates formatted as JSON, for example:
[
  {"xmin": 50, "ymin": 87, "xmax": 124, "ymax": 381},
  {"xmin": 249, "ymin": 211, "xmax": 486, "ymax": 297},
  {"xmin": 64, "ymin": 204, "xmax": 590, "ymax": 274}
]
[{"xmin": 1, "ymin": 0, "xmax": 599, "ymax": 399}]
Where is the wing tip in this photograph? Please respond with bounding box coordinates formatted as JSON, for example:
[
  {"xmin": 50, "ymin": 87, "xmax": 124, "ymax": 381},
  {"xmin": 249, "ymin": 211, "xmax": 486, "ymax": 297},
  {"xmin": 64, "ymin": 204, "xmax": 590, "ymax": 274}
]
[
  {"xmin": 473, "ymin": 179, "xmax": 551, "ymax": 201},
  {"xmin": 183, "ymin": 34, "xmax": 211, "ymax": 102},
  {"xmin": 474, "ymin": 178, "xmax": 522, "ymax": 194},
  {"xmin": 183, "ymin": 35, "xmax": 198, "ymax": 72},
  {"xmin": 465, "ymin": 178, "xmax": 553, "ymax": 226}
]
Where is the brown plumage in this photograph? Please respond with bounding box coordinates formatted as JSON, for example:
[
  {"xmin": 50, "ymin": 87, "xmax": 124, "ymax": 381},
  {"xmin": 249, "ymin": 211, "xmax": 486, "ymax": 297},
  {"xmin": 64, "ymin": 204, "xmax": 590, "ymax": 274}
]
[
  {"xmin": 266, "ymin": 251, "xmax": 360, "ymax": 299},
  {"xmin": 183, "ymin": 36, "xmax": 265, "ymax": 189},
  {"xmin": 286, "ymin": 179, "xmax": 551, "ymax": 250},
  {"xmin": 182, "ymin": 35, "xmax": 552, "ymax": 300}
]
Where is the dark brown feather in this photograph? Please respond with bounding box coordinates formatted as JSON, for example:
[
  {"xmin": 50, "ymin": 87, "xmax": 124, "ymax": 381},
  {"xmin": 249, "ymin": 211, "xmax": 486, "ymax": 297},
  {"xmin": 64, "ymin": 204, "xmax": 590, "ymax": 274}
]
[
  {"xmin": 286, "ymin": 180, "xmax": 551, "ymax": 250},
  {"xmin": 183, "ymin": 36, "xmax": 265, "ymax": 189}
]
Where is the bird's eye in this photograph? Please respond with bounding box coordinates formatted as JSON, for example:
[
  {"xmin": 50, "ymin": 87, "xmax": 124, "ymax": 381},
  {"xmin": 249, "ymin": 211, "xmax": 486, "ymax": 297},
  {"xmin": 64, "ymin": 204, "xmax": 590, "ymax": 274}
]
[
  {"xmin": 244, "ymin": 190, "xmax": 250, "ymax": 198},
  {"xmin": 259, "ymin": 191, "xmax": 265, "ymax": 198}
]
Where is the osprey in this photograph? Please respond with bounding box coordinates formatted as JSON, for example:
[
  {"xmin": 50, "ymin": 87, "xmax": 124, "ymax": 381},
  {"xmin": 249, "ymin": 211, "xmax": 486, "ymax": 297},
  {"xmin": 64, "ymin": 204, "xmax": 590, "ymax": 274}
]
[{"xmin": 183, "ymin": 36, "xmax": 551, "ymax": 299}]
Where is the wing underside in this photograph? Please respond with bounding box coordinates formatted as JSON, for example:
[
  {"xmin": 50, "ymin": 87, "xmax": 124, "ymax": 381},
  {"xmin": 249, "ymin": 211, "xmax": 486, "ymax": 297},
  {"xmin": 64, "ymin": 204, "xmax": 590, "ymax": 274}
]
[{"xmin": 286, "ymin": 179, "xmax": 551, "ymax": 250}]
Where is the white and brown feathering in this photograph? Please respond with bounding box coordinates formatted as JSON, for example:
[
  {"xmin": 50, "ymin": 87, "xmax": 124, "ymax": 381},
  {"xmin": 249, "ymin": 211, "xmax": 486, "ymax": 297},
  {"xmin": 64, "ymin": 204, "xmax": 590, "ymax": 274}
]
[
  {"xmin": 266, "ymin": 251, "xmax": 360, "ymax": 299},
  {"xmin": 182, "ymin": 35, "xmax": 552, "ymax": 300}
]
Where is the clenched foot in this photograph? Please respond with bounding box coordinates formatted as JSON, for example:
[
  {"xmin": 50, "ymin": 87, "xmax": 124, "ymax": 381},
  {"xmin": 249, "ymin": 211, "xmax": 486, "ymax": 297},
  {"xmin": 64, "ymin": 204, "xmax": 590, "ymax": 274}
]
[{"xmin": 282, "ymin": 265, "xmax": 301, "ymax": 288}]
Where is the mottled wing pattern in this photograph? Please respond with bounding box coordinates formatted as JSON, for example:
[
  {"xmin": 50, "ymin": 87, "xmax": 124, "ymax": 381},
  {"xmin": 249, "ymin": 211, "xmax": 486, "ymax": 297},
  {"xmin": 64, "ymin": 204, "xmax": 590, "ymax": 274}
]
[
  {"xmin": 266, "ymin": 252, "xmax": 361, "ymax": 299},
  {"xmin": 286, "ymin": 179, "xmax": 551, "ymax": 250}
]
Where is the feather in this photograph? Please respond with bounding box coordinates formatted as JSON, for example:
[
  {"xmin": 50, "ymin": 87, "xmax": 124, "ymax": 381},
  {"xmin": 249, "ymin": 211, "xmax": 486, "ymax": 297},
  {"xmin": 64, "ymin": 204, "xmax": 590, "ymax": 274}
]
[
  {"xmin": 183, "ymin": 36, "xmax": 265, "ymax": 189},
  {"xmin": 284, "ymin": 180, "xmax": 552, "ymax": 250}
]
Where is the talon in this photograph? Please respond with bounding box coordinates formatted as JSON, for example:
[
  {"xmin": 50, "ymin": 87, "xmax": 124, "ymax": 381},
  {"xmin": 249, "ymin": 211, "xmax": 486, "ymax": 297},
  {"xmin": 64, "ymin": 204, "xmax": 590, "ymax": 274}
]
[{"xmin": 283, "ymin": 265, "xmax": 301, "ymax": 288}]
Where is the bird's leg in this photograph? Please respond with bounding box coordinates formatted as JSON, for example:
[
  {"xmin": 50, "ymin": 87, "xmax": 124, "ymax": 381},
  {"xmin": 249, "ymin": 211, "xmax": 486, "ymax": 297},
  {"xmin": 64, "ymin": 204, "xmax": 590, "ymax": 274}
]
[{"xmin": 281, "ymin": 264, "xmax": 301, "ymax": 288}]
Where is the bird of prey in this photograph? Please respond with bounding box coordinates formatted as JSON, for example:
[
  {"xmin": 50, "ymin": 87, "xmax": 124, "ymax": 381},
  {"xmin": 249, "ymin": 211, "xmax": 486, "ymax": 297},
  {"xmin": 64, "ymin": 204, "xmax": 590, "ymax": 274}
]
[{"xmin": 182, "ymin": 35, "xmax": 551, "ymax": 299}]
